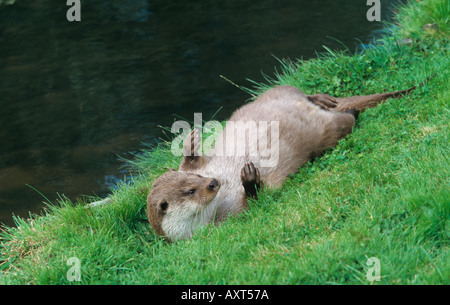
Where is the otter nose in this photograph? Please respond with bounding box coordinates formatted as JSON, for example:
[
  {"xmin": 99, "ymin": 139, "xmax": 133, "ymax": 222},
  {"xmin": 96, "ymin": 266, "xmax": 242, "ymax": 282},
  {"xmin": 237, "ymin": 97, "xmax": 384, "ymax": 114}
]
[{"xmin": 208, "ymin": 179, "xmax": 219, "ymax": 190}]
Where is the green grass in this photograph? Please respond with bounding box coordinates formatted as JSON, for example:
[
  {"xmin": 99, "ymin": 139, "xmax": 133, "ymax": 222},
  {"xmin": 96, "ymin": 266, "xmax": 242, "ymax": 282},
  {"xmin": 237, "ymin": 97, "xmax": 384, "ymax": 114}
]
[{"xmin": 1, "ymin": 0, "xmax": 449, "ymax": 284}]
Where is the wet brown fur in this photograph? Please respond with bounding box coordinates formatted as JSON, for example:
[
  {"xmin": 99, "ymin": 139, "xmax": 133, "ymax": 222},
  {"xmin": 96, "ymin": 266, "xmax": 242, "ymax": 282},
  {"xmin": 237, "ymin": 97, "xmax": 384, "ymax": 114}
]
[{"xmin": 147, "ymin": 83, "xmax": 420, "ymax": 240}]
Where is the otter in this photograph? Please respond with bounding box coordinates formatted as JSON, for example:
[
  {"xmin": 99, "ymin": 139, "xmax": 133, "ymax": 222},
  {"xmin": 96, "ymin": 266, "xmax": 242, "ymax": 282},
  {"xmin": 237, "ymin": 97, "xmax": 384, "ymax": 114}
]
[{"xmin": 147, "ymin": 84, "xmax": 417, "ymax": 241}]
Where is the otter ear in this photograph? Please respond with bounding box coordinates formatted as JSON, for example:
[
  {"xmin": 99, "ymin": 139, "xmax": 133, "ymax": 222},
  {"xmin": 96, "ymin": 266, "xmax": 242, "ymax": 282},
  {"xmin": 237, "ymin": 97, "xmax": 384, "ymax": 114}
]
[{"xmin": 159, "ymin": 202, "xmax": 169, "ymax": 215}]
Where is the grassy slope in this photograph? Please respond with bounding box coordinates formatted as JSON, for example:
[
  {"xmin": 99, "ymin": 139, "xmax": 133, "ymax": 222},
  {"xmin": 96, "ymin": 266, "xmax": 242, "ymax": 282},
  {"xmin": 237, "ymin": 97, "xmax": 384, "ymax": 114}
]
[{"xmin": 1, "ymin": 0, "xmax": 449, "ymax": 284}]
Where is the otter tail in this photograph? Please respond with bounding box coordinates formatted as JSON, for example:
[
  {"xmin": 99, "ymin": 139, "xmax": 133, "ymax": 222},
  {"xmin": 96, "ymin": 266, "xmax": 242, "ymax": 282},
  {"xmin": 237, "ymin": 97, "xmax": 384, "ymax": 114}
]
[{"xmin": 333, "ymin": 74, "xmax": 435, "ymax": 113}]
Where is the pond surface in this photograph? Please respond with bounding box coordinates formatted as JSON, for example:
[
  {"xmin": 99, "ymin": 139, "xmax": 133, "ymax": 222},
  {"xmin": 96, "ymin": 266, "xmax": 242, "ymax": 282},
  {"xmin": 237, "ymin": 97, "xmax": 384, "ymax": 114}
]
[{"xmin": 0, "ymin": 0, "xmax": 403, "ymax": 226}]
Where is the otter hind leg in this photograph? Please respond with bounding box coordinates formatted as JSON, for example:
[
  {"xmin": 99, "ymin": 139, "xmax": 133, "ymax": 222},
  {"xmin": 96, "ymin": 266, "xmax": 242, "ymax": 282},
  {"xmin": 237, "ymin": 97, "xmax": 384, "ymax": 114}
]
[
  {"xmin": 344, "ymin": 108, "xmax": 360, "ymax": 120},
  {"xmin": 322, "ymin": 112, "xmax": 356, "ymax": 150},
  {"xmin": 307, "ymin": 94, "xmax": 338, "ymax": 110}
]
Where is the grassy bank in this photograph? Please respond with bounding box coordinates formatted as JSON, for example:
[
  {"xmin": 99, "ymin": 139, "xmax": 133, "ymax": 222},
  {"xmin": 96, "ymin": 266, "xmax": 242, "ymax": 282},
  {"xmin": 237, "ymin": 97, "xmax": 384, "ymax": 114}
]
[{"xmin": 1, "ymin": 0, "xmax": 449, "ymax": 284}]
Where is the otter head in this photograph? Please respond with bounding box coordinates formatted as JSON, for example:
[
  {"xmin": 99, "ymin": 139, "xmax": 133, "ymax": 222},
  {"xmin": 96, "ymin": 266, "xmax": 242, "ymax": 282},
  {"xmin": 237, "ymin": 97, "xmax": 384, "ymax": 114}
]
[{"xmin": 147, "ymin": 170, "xmax": 221, "ymax": 241}]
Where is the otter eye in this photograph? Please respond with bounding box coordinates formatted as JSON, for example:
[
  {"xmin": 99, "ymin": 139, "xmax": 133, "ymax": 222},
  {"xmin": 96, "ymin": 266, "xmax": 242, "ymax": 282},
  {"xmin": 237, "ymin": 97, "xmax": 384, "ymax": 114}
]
[
  {"xmin": 188, "ymin": 189, "xmax": 196, "ymax": 195},
  {"xmin": 160, "ymin": 202, "xmax": 168, "ymax": 212}
]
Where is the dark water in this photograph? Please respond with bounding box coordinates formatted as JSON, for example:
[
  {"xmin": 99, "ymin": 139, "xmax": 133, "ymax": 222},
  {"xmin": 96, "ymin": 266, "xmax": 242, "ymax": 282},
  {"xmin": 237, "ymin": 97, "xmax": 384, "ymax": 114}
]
[{"xmin": 0, "ymin": 0, "xmax": 404, "ymax": 227}]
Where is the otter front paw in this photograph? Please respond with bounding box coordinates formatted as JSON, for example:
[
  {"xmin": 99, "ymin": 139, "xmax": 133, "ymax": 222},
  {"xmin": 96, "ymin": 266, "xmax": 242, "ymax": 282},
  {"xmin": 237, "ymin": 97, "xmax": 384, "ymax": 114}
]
[
  {"xmin": 240, "ymin": 162, "xmax": 261, "ymax": 200},
  {"xmin": 307, "ymin": 94, "xmax": 337, "ymax": 110},
  {"xmin": 180, "ymin": 128, "xmax": 208, "ymax": 171},
  {"xmin": 183, "ymin": 128, "xmax": 201, "ymax": 158}
]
